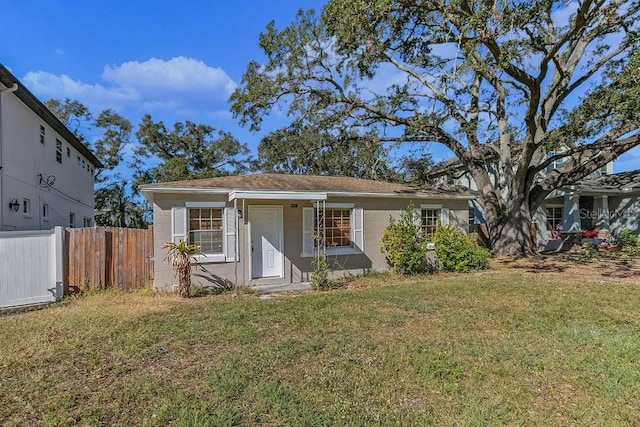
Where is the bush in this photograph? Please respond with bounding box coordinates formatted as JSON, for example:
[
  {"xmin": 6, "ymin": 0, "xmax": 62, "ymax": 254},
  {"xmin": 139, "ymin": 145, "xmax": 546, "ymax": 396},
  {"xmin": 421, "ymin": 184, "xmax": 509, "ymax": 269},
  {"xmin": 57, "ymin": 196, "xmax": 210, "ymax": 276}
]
[
  {"xmin": 380, "ymin": 203, "xmax": 428, "ymax": 274},
  {"xmin": 616, "ymin": 229, "xmax": 640, "ymax": 256},
  {"xmin": 434, "ymin": 225, "xmax": 490, "ymax": 272},
  {"xmin": 311, "ymin": 255, "xmax": 337, "ymax": 290}
]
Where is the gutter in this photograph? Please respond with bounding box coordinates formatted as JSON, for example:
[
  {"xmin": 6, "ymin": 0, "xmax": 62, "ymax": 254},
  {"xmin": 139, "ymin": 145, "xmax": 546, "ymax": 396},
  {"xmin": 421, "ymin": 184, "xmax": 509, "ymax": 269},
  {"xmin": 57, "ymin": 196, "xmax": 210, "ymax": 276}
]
[
  {"xmin": 0, "ymin": 82, "xmax": 19, "ymax": 230},
  {"xmin": 141, "ymin": 186, "xmax": 477, "ymax": 204}
]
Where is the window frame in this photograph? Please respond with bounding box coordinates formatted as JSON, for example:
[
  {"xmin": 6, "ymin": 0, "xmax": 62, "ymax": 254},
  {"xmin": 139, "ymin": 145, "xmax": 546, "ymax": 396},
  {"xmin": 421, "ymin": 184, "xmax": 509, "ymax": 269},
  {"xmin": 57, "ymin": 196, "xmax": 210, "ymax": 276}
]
[
  {"xmin": 187, "ymin": 206, "xmax": 225, "ymax": 258},
  {"xmin": 42, "ymin": 203, "xmax": 49, "ymax": 221},
  {"xmin": 546, "ymin": 206, "xmax": 563, "ymax": 231},
  {"xmin": 83, "ymin": 217, "xmax": 93, "ymax": 227},
  {"xmin": 55, "ymin": 139, "xmax": 63, "ymax": 164},
  {"xmin": 302, "ymin": 203, "xmax": 363, "ymax": 256},
  {"xmin": 421, "ymin": 208, "xmax": 440, "ymax": 242},
  {"xmin": 40, "ymin": 125, "xmax": 45, "ymax": 145},
  {"xmin": 69, "ymin": 212, "xmax": 75, "ymax": 228},
  {"xmin": 23, "ymin": 198, "xmax": 31, "ymax": 217},
  {"xmin": 172, "ymin": 202, "xmax": 233, "ymax": 263}
]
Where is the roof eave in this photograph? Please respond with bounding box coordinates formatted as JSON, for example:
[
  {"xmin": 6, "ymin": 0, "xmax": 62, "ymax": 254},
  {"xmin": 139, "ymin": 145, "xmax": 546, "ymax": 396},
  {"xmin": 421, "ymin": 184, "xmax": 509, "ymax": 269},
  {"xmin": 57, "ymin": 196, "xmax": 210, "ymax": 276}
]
[{"xmin": 0, "ymin": 64, "xmax": 104, "ymax": 169}]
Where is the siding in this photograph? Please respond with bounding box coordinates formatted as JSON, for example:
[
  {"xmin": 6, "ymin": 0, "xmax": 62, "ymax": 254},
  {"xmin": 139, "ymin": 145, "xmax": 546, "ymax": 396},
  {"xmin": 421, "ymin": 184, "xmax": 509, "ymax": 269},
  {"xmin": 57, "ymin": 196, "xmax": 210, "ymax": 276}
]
[{"xmin": 151, "ymin": 193, "xmax": 471, "ymax": 289}]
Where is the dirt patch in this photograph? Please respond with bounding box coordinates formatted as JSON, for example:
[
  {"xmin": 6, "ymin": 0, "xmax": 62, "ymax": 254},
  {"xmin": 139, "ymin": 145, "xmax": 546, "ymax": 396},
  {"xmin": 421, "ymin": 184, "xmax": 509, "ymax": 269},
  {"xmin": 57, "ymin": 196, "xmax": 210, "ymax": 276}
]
[{"xmin": 494, "ymin": 255, "xmax": 640, "ymax": 285}]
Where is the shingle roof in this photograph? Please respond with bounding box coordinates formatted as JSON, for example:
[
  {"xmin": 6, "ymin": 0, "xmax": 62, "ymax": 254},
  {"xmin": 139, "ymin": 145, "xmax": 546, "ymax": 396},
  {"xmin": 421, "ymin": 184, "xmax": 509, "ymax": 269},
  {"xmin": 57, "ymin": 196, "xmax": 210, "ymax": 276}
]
[
  {"xmin": 140, "ymin": 173, "xmax": 475, "ymax": 198},
  {"xmin": 570, "ymin": 169, "xmax": 640, "ymax": 193}
]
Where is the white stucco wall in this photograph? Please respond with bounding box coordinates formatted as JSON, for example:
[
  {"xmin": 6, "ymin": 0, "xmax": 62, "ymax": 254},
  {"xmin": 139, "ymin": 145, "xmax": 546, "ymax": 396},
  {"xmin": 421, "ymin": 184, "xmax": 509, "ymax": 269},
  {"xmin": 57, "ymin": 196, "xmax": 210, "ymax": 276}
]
[{"xmin": 0, "ymin": 86, "xmax": 95, "ymax": 231}]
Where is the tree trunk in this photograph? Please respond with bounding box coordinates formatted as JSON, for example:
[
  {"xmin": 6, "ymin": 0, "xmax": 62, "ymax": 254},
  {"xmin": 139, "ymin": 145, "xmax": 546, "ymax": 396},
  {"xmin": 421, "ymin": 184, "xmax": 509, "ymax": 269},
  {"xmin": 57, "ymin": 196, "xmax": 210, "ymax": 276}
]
[{"xmin": 487, "ymin": 203, "xmax": 535, "ymax": 257}]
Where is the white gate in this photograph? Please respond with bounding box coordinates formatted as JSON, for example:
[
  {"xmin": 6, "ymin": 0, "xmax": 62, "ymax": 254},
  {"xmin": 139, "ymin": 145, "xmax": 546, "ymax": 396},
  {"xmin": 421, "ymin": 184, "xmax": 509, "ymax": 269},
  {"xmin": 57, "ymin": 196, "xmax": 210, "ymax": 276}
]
[{"xmin": 0, "ymin": 227, "xmax": 64, "ymax": 309}]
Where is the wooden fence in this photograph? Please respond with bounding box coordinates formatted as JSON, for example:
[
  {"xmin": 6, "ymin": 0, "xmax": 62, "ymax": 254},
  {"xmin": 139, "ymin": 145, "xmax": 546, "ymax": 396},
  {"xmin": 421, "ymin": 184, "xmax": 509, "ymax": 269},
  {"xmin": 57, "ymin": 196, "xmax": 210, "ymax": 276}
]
[{"xmin": 64, "ymin": 227, "xmax": 153, "ymax": 293}]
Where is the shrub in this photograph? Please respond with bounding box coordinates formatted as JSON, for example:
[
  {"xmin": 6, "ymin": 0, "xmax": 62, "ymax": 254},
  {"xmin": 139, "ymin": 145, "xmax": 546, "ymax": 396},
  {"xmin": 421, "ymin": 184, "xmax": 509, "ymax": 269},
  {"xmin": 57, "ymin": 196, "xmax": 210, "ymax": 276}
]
[
  {"xmin": 617, "ymin": 229, "xmax": 640, "ymax": 256},
  {"xmin": 311, "ymin": 255, "xmax": 337, "ymax": 290},
  {"xmin": 380, "ymin": 203, "xmax": 428, "ymax": 274},
  {"xmin": 433, "ymin": 225, "xmax": 490, "ymax": 272}
]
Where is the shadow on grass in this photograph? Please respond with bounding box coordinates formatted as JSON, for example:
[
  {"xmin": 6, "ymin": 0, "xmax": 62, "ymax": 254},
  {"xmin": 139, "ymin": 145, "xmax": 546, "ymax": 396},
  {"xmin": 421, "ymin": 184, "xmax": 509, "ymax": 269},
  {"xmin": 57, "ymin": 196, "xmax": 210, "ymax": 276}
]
[{"xmin": 496, "ymin": 253, "xmax": 640, "ymax": 280}]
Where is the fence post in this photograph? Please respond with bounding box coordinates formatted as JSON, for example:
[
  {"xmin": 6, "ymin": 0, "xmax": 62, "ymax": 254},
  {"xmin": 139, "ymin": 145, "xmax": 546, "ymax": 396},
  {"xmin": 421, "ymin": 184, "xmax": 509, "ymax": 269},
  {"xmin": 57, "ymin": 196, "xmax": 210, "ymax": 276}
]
[
  {"xmin": 118, "ymin": 228, "xmax": 124, "ymax": 290},
  {"xmin": 53, "ymin": 227, "xmax": 64, "ymax": 301}
]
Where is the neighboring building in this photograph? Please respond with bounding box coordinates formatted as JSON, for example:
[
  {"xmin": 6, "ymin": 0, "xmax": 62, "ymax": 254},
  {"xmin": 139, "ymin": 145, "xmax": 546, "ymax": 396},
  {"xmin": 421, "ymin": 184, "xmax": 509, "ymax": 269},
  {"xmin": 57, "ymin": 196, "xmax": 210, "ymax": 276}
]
[
  {"xmin": 141, "ymin": 173, "xmax": 474, "ymax": 289},
  {"xmin": 536, "ymin": 170, "xmax": 640, "ymax": 246},
  {"xmin": 425, "ymin": 154, "xmax": 638, "ymax": 249},
  {"xmin": 0, "ymin": 64, "xmax": 102, "ymax": 231}
]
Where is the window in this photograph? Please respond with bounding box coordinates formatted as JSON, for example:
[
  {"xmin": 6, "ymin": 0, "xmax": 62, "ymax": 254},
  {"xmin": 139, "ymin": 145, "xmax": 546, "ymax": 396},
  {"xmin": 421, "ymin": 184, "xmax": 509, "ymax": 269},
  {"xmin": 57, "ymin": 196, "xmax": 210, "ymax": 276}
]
[
  {"xmin": 317, "ymin": 209, "xmax": 352, "ymax": 248},
  {"xmin": 545, "ymin": 150, "xmax": 566, "ymax": 174},
  {"xmin": 56, "ymin": 139, "xmax": 62, "ymax": 163},
  {"xmin": 40, "ymin": 125, "xmax": 45, "ymax": 144},
  {"xmin": 82, "ymin": 160, "xmax": 86, "ymax": 170},
  {"xmin": 77, "ymin": 156, "xmax": 81, "ymax": 167},
  {"xmin": 69, "ymin": 212, "xmax": 75, "ymax": 228},
  {"xmin": 421, "ymin": 209, "xmax": 440, "ymax": 241},
  {"xmin": 302, "ymin": 204, "xmax": 363, "ymax": 256},
  {"xmin": 83, "ymin": 217, "xmax": 92, "ymax": 227},
  {"xmin": 23, "ymin": 198, "xmax": 30, "ymax": 216},
  {"xmin": 67, "ymin": 146, "xmax": 71, "ymax": 157},
  {"xmin": 188, "ymin": 208, "xmax": 224, "ymax": 255},
  {"xmin": 546, "ymin": 207, "xmax": 563, "ymax": 231},
  {"xmin": 42, "ymin": 204, "xmax": 49, "ymax": 221}
]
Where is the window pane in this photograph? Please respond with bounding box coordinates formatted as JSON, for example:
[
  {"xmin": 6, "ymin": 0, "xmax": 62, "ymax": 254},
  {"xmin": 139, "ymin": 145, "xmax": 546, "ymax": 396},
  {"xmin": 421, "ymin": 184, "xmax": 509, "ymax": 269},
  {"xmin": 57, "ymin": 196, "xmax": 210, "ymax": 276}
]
[
  {"xmin": 317, "ymin": 208, "xmax": 352, "ymax": 248},
  {"xmin": 187, "ymin": 208, "xmax": 223, "ymax": 254},
  {"xmin": 422, "ymin": 209, "xmax": 439, "ymax": 241}
]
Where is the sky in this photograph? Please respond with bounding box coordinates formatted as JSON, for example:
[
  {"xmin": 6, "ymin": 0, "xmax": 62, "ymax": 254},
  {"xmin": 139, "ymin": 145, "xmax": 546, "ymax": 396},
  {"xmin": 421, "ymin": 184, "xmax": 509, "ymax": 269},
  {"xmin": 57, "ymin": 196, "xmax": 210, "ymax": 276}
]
[{"xmin": 2, "ymin": 0, "xmax": 639, "ymax": 173}]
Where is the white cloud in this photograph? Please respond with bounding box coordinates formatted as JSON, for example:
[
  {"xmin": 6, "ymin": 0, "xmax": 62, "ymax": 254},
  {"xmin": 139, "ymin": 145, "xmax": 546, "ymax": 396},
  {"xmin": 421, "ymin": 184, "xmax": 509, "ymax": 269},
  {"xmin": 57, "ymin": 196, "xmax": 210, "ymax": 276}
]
[
  {"xmin": 103, "ymin": 57, "xmax": 237, "ymax": 101},
  {"xmin": 22, "ymin": 71, "xmax": 138, "ymax": 110},
  {"xmin": 21, "ymin": 57, "xmax": 237, "ymax": 118}
]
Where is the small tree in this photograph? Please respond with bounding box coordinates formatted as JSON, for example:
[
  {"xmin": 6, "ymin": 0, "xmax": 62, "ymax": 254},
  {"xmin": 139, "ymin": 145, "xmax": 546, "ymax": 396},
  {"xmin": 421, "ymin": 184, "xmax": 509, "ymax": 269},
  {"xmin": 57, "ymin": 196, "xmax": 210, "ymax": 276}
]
[
  {"xmin": 163, "ymin": 240, "xmax": 201, "ymax": 298},
  {"xmin": 381, "ymin": 203, "xmax": 427, "ymax": 275}
]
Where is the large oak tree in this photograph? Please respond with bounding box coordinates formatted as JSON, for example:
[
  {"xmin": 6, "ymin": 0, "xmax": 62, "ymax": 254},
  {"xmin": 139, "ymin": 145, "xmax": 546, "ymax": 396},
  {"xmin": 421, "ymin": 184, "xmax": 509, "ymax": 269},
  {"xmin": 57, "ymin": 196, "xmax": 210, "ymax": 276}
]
[{"xmin": 231, "ymin": 0, "xmax": 640, "ymax": 256}]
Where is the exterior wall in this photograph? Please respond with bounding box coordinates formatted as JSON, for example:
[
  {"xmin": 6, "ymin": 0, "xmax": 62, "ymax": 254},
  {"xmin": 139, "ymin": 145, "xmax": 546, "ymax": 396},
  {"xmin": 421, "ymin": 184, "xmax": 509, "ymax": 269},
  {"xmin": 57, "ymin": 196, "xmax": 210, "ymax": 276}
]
[
  {"xmin": 0, "ymin": 87, "xmax": 95, "ymax": 231},
  {"xmin": 609, "ymin": 195, "xmax": 640, "ymax": 236},
  {"xmin": 151, "ymin": 193, "xmax": 471, "ymax": 290}
]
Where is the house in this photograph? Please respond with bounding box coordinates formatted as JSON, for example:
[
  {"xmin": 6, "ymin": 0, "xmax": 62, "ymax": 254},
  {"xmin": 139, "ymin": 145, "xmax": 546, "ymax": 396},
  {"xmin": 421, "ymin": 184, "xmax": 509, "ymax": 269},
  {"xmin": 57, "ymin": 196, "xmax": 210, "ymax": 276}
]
[
  {"xmin": 536, "ymin": 169, "xmax": 640, "ymax": 249},
  {"xmin": 425, "ymin": 154, "xmax": 638, "ymax": 249},
  {"xmin": 141, "ymin": 173, "xmax": 475, "ymax": 289},
  {"xmin": 0, "ymin": 64, "xmax": 102, "ymax": 231}
]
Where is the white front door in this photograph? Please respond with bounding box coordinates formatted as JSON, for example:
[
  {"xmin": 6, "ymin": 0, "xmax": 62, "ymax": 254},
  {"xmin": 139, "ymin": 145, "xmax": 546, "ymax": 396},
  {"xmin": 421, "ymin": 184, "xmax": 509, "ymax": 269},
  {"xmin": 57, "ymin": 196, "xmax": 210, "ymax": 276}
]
[{"xmin": 250, "ymin": 206, "xmax": 283, "ymax": 278}]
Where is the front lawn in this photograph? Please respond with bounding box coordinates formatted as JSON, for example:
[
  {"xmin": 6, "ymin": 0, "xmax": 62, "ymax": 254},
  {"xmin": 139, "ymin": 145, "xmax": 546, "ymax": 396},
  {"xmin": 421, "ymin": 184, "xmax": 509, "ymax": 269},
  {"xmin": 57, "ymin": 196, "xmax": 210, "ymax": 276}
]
[{"xmin": 1, "ymin": 267, "xmax": 639, "ymax": 425}]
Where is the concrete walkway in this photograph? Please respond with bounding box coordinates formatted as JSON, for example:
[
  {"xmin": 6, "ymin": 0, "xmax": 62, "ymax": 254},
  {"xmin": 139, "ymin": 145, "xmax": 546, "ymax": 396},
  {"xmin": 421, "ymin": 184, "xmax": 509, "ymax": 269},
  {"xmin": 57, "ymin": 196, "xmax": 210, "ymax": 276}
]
[{"xmin": 252, "ymin": 282, "xmax": 312, "ymax": 295}]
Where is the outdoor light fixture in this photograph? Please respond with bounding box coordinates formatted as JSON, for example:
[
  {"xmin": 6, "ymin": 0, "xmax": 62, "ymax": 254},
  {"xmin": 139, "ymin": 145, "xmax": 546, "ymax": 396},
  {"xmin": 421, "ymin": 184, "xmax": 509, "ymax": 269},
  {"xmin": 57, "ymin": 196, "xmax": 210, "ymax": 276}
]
[
  {"xmin": 237, "ymin": 209, "xmax": 243, "ymax": 219},
  {"xmin": 8, "ymin": 199, "xmax": 20, "ymax": 212}
]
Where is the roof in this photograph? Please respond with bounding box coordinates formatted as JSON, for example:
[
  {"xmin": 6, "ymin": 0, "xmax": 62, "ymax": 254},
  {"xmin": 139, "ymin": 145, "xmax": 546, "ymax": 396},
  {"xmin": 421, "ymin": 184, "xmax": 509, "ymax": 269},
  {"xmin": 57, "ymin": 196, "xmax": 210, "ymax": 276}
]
[
  {"xmin": 140, "ymin": 173, "xmax": 475, "ymax": 201},
  {"xmin": 0, "ymin": 64, "xmax": 103, "ymax": 168},
  {"xmin": 568, "ymin": 169, "xmax": 640, "ymax": 193}
]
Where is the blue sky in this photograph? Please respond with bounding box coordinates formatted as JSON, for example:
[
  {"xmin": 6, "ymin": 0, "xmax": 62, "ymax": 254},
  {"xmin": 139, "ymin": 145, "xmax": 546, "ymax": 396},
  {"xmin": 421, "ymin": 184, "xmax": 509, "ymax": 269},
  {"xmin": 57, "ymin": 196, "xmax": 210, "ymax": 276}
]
[{"xmin": 2, "ymin": 0, "xmax": 639, "ymax": 173}]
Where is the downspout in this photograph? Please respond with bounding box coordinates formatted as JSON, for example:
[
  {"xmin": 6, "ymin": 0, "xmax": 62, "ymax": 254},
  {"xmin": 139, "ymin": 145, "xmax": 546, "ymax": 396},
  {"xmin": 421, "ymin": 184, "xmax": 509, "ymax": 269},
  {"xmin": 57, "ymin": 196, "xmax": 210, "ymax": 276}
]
[{"xmin": 0, "ymin": 83, "xmax": 19, "ymax": 231}]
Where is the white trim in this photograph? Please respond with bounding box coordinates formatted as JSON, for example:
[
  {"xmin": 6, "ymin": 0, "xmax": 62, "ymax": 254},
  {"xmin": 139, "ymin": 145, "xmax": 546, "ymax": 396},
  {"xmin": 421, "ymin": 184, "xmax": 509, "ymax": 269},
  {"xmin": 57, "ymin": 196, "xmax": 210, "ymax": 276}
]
[
  {"xmin": 171, "ymin": 207, "xmax": 187, "ymax": 243},
  {"xmin": 313, "ymin": 202, "xmax": 354, "ymax": 209},
  {"xmin": 230, "ymin": 190, "xmax": 327, "ymax": 201},
  {"xmin": 185, "ymin": 201, "xmax": 226, "ymax": 208},
  {"xmin": 191, "ymin": 254, "xmax": 226, "ymax": 264},
  {"xmin": 325, "ymin": 247, "xmax": 362, "ymax": 256},
  {"xmin": 421, "ymin": 203, "xmax": 443, "ymax": 209},
  {"xmin": 326, "ymin": 191, "xmax": 475, "ymax": 200},
  {"xmin": 545, "ymin": 203, "xmax": 564, "ymax": 208},
  {"xmin": 141, "ymin": 187, "xmax": 475, "ymax": 201}
]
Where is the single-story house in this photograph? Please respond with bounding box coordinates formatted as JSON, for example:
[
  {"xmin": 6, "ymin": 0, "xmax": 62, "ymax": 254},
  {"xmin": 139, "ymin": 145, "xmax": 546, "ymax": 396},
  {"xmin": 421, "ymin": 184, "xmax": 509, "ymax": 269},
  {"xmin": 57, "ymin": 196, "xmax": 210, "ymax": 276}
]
[{"xmin": 141, "ymin": 173, "xmax": 474, "ymax": 290}]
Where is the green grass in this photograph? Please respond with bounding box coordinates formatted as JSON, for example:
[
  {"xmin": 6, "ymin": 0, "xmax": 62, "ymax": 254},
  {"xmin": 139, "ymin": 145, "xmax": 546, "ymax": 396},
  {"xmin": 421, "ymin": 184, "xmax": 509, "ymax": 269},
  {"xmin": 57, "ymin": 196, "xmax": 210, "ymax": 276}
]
[{"xmin": 1, "ymin": 271, "xmax": 640, "ymax": 426}]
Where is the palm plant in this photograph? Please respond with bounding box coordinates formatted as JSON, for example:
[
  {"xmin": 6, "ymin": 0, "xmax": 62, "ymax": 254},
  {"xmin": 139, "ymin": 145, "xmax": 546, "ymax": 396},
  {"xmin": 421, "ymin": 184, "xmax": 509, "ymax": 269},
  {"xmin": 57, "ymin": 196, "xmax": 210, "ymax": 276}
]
[{"xmin": 163, "ymin": 240, "xmax": 201, "ymax": 298}]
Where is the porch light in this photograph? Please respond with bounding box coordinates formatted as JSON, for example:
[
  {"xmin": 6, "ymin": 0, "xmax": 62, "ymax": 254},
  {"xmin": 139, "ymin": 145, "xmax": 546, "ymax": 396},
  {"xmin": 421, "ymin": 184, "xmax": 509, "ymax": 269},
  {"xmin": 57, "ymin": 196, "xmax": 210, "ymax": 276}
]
[{"xmin": 8, "ymin": 199, "xmax": 20, "ymax": 212}]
